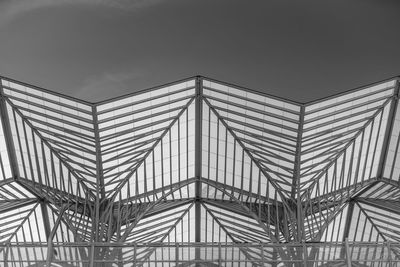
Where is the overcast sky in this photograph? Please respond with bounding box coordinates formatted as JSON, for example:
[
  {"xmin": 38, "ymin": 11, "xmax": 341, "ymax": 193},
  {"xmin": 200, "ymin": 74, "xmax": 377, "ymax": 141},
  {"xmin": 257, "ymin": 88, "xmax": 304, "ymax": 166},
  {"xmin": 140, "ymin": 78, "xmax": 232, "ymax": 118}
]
[{"xmin": 0, "ymin": 0, "xmax": 399, "ymax": 103}]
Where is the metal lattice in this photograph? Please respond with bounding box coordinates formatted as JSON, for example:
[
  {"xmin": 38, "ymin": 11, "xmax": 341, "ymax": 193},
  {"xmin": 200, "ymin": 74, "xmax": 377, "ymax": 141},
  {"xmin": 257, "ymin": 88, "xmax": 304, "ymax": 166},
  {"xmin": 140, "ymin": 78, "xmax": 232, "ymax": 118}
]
[{"xmin": 0, "ymin": 75, "xmax": 400, "ymax": 266}]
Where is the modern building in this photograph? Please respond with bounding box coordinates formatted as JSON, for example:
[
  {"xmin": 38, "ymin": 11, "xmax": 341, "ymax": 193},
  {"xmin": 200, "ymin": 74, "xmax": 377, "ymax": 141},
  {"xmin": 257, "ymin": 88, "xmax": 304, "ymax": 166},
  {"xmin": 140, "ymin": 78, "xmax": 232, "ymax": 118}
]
[{"xmin": 0, "ymin": 75, "xmax": 399, "ymax": 266}]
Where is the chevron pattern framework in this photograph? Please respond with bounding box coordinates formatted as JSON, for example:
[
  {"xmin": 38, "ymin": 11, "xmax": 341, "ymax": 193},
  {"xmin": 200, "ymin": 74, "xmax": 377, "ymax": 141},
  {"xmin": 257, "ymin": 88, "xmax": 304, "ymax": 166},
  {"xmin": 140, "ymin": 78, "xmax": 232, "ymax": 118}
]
[{"xmin": 1, "ymin": 75, "xmax": 400, "ymax": 265}]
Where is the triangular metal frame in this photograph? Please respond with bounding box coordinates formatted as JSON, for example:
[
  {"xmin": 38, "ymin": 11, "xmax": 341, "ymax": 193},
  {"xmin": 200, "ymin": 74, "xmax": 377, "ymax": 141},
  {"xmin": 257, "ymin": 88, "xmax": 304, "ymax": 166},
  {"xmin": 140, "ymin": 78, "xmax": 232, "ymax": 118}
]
[{"xmin": 1, "ymin": 75, "xmax": 400, "ymax": 264}]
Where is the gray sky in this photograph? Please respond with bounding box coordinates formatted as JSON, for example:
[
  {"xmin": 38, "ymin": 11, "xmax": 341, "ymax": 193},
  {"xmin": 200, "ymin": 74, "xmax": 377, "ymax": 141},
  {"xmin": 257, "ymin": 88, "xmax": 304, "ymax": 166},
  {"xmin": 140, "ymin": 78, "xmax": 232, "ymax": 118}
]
[{"xmin": 0, "ymin": 0, "xmax": 399, "ymax": 103}]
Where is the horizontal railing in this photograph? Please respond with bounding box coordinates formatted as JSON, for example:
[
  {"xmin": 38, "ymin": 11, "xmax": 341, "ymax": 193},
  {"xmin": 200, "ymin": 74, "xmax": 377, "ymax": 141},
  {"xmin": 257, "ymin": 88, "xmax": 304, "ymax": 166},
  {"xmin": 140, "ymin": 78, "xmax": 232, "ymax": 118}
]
[{"xmin": 1, "ymin": 241, "xmax": 399, "ymax": 266}]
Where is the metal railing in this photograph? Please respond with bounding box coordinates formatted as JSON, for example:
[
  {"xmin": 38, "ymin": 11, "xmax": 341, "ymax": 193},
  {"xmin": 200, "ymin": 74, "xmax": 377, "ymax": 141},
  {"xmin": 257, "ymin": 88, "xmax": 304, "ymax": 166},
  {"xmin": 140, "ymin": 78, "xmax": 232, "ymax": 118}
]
[{"xmin": 1, "ymin": 241, "xmax": 399, "ymax": 266}]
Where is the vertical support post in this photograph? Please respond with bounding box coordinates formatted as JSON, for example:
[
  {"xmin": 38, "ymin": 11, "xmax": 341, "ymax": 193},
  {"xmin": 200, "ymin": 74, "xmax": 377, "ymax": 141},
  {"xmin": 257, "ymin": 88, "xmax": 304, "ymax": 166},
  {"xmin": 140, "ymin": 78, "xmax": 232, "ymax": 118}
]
[
  {"xmin": 292, "ymin": 105, "xmax": 305, "ymax": 242},
  {"xmin": 376, "ymin": 79, "xmax": 400, "ymax": 180},
  {"xmin": 261, "ymin": 243, "xmax": 264, "ymax": 266},
  {"xmin": 0, "ymin": 79, "xmax": 20, "ymax": 180},
  {"xmin": 4, "ymin": 242, "xmax": 9, "ymax": 267},
  {"xmin": 345, "ymin": 238, "xmax": 352, "ymax": 267},
  {"xmin": 46, "ymin": 205, "xmax": 68, "ymax": 266},
  {"xmin": 218, "ymin": 243, "xmax": 222, "ymax": 266},
  {"xmin": 92, "ymin": 106, "xmax": 105, "ymax": 244},
  {"xmin": 343, "ymin": 201, "xmax": 355, "ymax": 236},
  {"xmin": 46, "ymin": 243, "xmax": 53, "ymax": 267},
  {"xmin": 89, "ymin": 243, "xmax": 95, "ymax": 267},
  {"xmin": 175, "ymin": 243, "xmax": 179, "ymax": 266},
  {"xmin": 40, "ymin": 200, "xmax": 51, "ymax": 240},
  {"xmin": 289, "ymin": 105, "xmax": 305, "ymax": 266},
  {"xmin": 133, "ymin": 243, "xmax": 137, "ymax": 266},
  {"xmin": 387, "ymin": 241, "xmax": 392, "ymax": 267},
  {"xmin": 303, "ymin": 243, "xmax": 307, "ymax": 267},
  {"xmin": 194, "ymin": 76, "xmax": 203, "ymax": 264},
  {"xmin": 340, "ymin": 200, "xmax": 355, "ymax": 259}
]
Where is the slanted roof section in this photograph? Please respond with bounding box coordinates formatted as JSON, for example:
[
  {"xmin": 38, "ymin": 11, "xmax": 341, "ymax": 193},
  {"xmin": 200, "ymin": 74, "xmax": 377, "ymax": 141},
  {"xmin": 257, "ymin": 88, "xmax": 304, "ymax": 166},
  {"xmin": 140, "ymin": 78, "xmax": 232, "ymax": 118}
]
[{"xmin": 0, "ymin": 75, "xmax": 400, "ymax": 260}]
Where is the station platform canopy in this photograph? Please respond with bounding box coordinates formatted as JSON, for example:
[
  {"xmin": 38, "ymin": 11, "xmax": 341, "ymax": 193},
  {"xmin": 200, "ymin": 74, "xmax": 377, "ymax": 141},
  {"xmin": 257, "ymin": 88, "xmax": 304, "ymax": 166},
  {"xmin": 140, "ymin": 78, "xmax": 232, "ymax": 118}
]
[{"xmin": 1, "ymin": 75, "xmax": 400, "ymax": 266}]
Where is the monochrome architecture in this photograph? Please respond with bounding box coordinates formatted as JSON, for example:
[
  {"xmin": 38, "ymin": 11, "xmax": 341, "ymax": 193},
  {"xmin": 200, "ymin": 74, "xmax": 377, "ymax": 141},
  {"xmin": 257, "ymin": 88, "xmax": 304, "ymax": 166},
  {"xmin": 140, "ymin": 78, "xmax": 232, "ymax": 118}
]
[{"xmin": 0, "ymin": 75, "xmax": 400, "ymax": 266}]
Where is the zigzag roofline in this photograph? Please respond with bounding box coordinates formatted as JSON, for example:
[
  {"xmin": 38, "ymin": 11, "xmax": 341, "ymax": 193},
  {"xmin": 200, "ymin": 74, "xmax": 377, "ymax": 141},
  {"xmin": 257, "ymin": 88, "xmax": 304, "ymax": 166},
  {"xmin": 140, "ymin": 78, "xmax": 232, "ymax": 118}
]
[{"xmin": 1, "ymin": 74, "xmax": 399, "ymax": 106}]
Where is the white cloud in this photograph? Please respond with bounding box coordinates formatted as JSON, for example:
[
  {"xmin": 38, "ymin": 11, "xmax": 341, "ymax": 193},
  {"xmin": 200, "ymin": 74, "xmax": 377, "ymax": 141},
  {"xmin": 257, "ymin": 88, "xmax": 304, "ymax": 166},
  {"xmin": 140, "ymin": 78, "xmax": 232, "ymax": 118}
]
[{"xmin": 0, "ymin": 0, "xmax": 162, "ymax": 26}]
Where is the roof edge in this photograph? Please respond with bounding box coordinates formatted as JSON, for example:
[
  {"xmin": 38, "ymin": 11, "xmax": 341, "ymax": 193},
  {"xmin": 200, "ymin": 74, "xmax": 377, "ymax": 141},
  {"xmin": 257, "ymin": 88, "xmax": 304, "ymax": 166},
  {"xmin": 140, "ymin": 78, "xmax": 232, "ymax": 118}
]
[{"xmin": 1, "ymin": 74, "xmax": 399, "ymax": 107}]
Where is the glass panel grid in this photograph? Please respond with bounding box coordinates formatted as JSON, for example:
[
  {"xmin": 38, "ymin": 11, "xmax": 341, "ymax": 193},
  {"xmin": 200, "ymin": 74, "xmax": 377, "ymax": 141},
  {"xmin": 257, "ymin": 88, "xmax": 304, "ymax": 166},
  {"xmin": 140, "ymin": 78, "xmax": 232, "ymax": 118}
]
[{"xmin": 1, "ymin": 75, "xmax": 400, "ymax": 265}]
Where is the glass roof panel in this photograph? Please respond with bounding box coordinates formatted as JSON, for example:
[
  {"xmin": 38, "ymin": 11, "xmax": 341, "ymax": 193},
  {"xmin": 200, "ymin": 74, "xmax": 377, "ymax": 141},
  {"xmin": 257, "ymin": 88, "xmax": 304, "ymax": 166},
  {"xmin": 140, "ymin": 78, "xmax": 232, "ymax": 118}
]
[
  {"xmin": 5, "ymin": 101, "xmax": 88, "ymax": 196},
  {"xmin": 104, "ymin": 100, "xmax": 195, "ymax": 197},
  {"xmin": 306, "ymin": 80, "xmax": 396, "ymax": 112},
  {"xmin": 1, "ymin": 81, "xmax": 98, "ymax": 193},
  {"xmin": 384, "ymin": 100, "xmax": 400, "ymax": 181},
  {"xmin": 360, "ymin": 182, "xmax": 400, "ymax": 199},
  {"xmin": 203, "ymin": 79, "xmax": 301, "ymax": 112},
  {"xmin": 320, "ymin": 204, "xmax": 348, "ymax": 242},
  {"xmin": 96, "ymin": 79, "xmax": 195, "ymax": 112},
  {"xmin": 0, "ymin": 181, "xmax": 35, "ymax": 199},
  {"xmin": 204, "ymin": 202, "xmax": 274, "ymax": 243},
  {"xmin": 10, "ymin": 203, "xmax": 47, "ymax": 243},
  {"xmin": 46, "ymin": 204, "xmax": 82, "ymax": 243},
  {"xmin": 0, "ymin": 115, "xmax": 12, "ymax": 180},
  {"xmin": 128, "ymin": 202, "xmax": 194, "ymax": 243},
  {"xmin": 355, "ymin": 202, "xmax": 400, "ymax": 242},
  {"xmin": 201, "ymin": 101, "xmax": 286, "ymax": 200},
  {"xmin": 300, "ymin": 96, "xmax": 391, "ymax": 195},
  {"xmin": 1, "ymin": 75, "xmax": 400, "ymax": 260},
  {"xmin": 202, "ymin": 94, "xmax": 296, "ymax": 198},
  {"xmin": 0, "ymin": 201, "xmax": 40, "ymax": 242},
  {"xmin": 346, "ymin": 203, "xmax": 384, "ymax": 242}
]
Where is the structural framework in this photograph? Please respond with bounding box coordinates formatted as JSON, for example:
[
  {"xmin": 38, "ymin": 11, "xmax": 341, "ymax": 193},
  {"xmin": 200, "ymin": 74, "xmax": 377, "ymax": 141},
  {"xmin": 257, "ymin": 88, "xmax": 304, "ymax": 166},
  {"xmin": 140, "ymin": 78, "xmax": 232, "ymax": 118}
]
[{"xmin": 0, "ymin": 75, "xmax": 400, "ymax": 266}]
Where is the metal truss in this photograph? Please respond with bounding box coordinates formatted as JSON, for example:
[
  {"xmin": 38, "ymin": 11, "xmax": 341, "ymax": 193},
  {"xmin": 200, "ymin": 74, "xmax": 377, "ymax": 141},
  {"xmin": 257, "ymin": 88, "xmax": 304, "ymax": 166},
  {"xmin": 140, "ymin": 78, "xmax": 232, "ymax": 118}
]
[{"xmin": 1, "ymin": 75, "xmax": 400, "ymax": 266}]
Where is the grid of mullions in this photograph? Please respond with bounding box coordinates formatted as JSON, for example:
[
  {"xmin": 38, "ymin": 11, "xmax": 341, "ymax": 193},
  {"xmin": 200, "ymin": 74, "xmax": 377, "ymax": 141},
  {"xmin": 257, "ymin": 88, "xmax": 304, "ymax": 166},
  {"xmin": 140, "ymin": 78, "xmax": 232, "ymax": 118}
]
[
  {"xmin": 305, "ymin": 99, "xmax": 391, "ymax": 200},
  {"xmin": 1, "ymin": 76, "xmax": 400, "ymax": 264},
  {"xmin": 384, "ymin": 100, "xmax": 400, "ymax": 181},
  {"xmin": 355, "ymin": 201, "xmax": 400, "ymax": 242},
  {"xmin": 97, "ymin": 80, "xmax": 196, "ymax": 196},
  {"xmin": 2, "ymin": 79, "xmax": 97, "ymax": 193},
  {"xmin": 301, "ymin": 81, "xmax": 395, "ymax": 194},
  {"xmin": 359, "ymin": 181, "xmax": 400, "ymax": 200},
  {"xmin": 202, "ymin": 79, "xmax": 300, "ymax": 198},
  {"xmin": 5, "ymin": 101, "xmax": 87, "ymax": 197},
  {"xmin": 0, "ymin": 115, "xmax": 12, "ymax": 180},
  {"xmin": 201, "ymin": 101, "xmax": 283, "ymax": 202},
  {"xmin": 112, "ymin": 101, "xmax": 196, "ymax": 200},
  {"xmin": 0, "ymin": 201, "xmax": 46, "ymax": 243}
]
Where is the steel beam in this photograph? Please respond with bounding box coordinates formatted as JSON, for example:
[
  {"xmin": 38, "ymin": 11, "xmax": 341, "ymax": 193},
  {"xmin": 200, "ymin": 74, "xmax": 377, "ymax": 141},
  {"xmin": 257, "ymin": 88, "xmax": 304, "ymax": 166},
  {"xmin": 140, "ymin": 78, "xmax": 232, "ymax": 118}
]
[
  {"xmin": 17, "ymin": 178, "xmax": 90, "ymax": 207},
  {"xmin": 380, "ymin": 177, "xmax": 400, "ymax": 188},
  {"xmin": 292, "ymin": 105, "xmax": 305, "ymax": 242},
  {"xmin": 342, "ymin": 200, "xmax": 355, "ymax": 241},
  {"xmin": 376, "ymin": 79, "xmax": 400, "ymax": 181},
  {"xmin": 40, "ymin": 200, "xmax": 51, "ymax": 240},
  {"xmin": 92, "ymin": 106, "xmax": 105, "ymax": 243},
  {"xmin": 0, "ymin": 83, "xmax": 20, "ymax": 181},
  {"xmin": 351, "ymin": 180, "xmax": 380, "ymax": 199},
  {"xmin": 356, "ymin": 198, "xmax": 400, "ymax": 214},
  {"xmin": 46, "ymin": 205, "xmax": 67, "ymax": 265},
  {"xmin": 115, "ymin": 177, "xmax": 197, "ymax": 204},
  {"xmin": 194, "ymin": 76, "xmax": 203, "ymax": 264}
]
